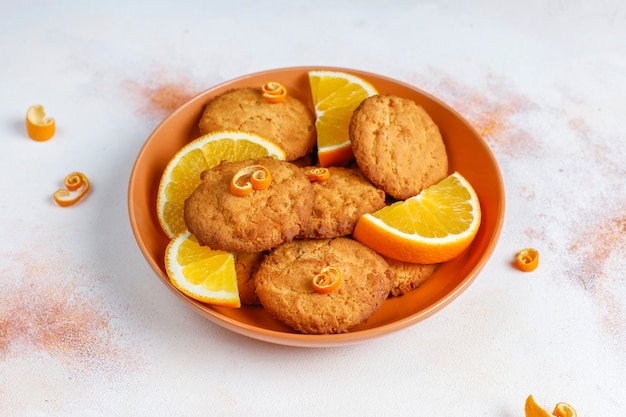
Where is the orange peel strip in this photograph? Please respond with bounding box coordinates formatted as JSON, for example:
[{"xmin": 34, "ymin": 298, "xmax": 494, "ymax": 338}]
[
  {"xmin": 305, "ymin": 167, "xmax": 331, "ymax": 182},
  {"xmin": 26, "ymin": 105, "xmax": 56, "ymax": 141},
  {"xmin": 312, "ymin": 266, "xmax": 341, "ymax": 294},
  {"xmin": 53, "ymin": 172, "xmax": 90, "ymax": 207},
  {"xmin": 552, "ymin": 402, "xmax": 577, "ymax": 417},
  {"xmin": 261, "ymin": 81, "xmax": 287, "ymax": 103},
  {"xmin": 516, "ymin": 248, "xmax": 539, "ymax": 272},
  {"xmin": 230, "ymin": 165, "xmax": 272, "ymax": 196}
]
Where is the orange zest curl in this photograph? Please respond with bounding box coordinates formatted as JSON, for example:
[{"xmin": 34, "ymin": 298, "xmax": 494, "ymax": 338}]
[
  {"xmin": 230, "ymin": 165, "xmax": 272, "ymax": 196},
  {"xmin": 26, "ymin": 104, "xmax": 56, "ymax": 141},
  {"xmin": 53, "ymin": 172, "xmax": 90, "ymax": 207},
  {"xmin": 516, "ymin": 248, "xmax": 539, "ymax": 272},
  {"xmin": 312, "ymin": 266, "xmax": 341, "ymax": 294},
  {"xmin": 261, "ymin": 81, "xmax": 287, "ymax": 103},
  {"xmin": 305, "ymin": 167, "xmax": 331, "ymax": 182},
  {"xmin": 552, "ymin": 402, "xmax": 577, "ymax": 417}
]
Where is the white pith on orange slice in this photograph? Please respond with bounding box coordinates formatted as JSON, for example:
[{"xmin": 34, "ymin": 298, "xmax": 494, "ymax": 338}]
[
  {"xmin": 157, "ymin": 130, "xmax": 286, "ymax": 238},
  {"xmin": 353, "ymin": 172, "xmax": 481, "ymax": 264},
  {"xmin": 308, "ymin": 70, "xmax": 378, "ymax": 167},
  {"xmin": 165, "ymin": 230, "xmax": 240, "ymax": 308}
]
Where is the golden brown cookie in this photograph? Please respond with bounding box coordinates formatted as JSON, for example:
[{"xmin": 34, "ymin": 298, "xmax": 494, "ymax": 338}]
[
  {"xmin": 349, "ymin": 95, "xmax": 449, "ymax": 200},
  {"xmin": 384, "ymin": 257, "xmax": 438, "ymax": 297},
  {"xmin": 255, "ymin": 238, "xmax": 393, "ymax": 334},
  {"xmin": 184, "ymin": 157, "xmax": 314, "ymax": 253},
  {"xmin": 234, "ymin": 252, "xmax": 265, "ymax": 305},
  {"xmin": 198, "ymin": 87, "xmax": 316, "ymax": 161},
  {"xmin": 299, "ymin": 166, "xmax": 386, "ymax": 239}
]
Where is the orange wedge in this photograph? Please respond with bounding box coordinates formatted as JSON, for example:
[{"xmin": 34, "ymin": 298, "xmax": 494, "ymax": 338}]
[
  {"xmin": 353, "ymin": 172, "xmax": 481, "ymax": 264},
  {"xmin": 552, "ymin": 402, "xmax": 577, "ymax": 417},
  {"xmin": 308, "ymin": 70, "xmax": 377, "ymax": 167},
  {"xmin": 165, "ymin": 230, "xmax": 240, "ymax": 307},
  {"xmin": 157, "ymin": 130, "xmax": 286, "ymax": 238},
  {"xmin": 26, "ymin": 105, "xmax": 55, "ymax": 141}
]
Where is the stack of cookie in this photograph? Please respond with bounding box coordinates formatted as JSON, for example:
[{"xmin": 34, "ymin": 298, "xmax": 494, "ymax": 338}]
[{"xmin": 183, "ymin": 84, "xmax": 448, "ymax": 334}]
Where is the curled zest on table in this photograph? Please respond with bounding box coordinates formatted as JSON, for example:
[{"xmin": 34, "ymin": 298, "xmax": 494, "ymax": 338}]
[
  {"xmin": 515, "ymin": 248, "xmax": 539, "ymax": 272},
  {"xmin": 305, "ymin": 167, "xmax": 331, "ymax": 182},
  {"xmin": 312, "ymin": 266, "xmax": 341, "ymax": 294},
  {"xmin": 230, "ymin": 165, "xmax": 272, "ymax": 196},
  {"xmin": 53, "ymin": 172, "xmax": 90, "ymax": 207},
  {"xmin": 26, "ymin": 104, "xmax": 56, "ymax": 141},
  {"xmin": 261, "ymin": 81, "xmax": 287, "ymax": 103}
]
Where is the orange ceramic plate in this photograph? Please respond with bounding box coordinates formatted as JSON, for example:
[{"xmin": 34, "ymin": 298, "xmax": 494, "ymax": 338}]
[{"xmin": 128, "ymin": 66, "xmax": 505, "ymax": 347}]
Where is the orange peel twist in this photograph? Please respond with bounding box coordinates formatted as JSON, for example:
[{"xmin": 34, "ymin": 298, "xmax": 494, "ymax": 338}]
[
  {"xmin": 53, "ymin": 172, "xmax": 90, "ymax": 207},
  {"xmin": 261, "ymin": 81, "xmax": 287, "ymax": 103},
  {"xmin": 26, "ymin": 105, "xmax": 56, "ymax": 141},
  {"xmin": 230, "ymin": 165, "xmax": 272, "ymax": 196},
  {"xmin": 305, "ymin": 167, "xmax": 331, "ymax": 182},
  {"xmin": 516, "ymin": 248, "xmax": 539, "ymax": 272},
  {"xmin": 312, "ymin": 266, "xmax": 341, "ymax": 294}
]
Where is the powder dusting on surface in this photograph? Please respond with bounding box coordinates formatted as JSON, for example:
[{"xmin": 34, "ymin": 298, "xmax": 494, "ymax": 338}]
[
  {"xmin": 408, "ymin": 72, "xmax": 539, "ymax": 156},
  {"xmin": 123, "ymin": 70, "xmax": 199, "ymax": 121},
  {"xmin": 0, "ymin": 246, "xmax": 140, "ymax": 378}
]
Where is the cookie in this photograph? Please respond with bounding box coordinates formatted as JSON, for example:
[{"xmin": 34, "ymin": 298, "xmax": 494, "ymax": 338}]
[
  {"xmin": 349, "ymin": 95, "xmax": 448, "ymax": 200},
  {"xmin": 384, "ymin": 257, "xmax": 438, "ymax": 297},
  {"xmin": 198, "ymin": 87, "xmax": 316, "ymax": 161},
  {"xmin": 299, "ymin": 166, "xmax": 386, "ymax": 239},
  {"xmin": 234, "ymin": 252, "xmax": 265, "ymax": 305},
  {"xmin": 184, "ymin": 157, "xmax": 314, "ymax": 253},
  {"xmin": 255, "ymin": 238, "xmax": 393, "ymax": 334}
]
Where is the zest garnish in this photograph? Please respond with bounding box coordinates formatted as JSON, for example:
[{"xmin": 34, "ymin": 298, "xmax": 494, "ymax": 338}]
[
  {"xmin": 515, "ymin": 248, "xmax": 539, "ymax": 272},
  {"xmin": 230, "ymin": 165, "xmax": 272, "ymax": 196},
  {"xmin": 26, "ymin": 105, "xmax": 56, "ymax": 141},
  {"xmin": 305, "ymin": 167, "xmax": 331, "ymax": 182},
  {"xmin": 312, "ymin": 266, "xmax": 341, "ymax": 294},
  {"xmin": 261, "ymin": 81, "xmax": 287, "ymax": 103},
  {"xmin": 53, "ymin": 172, "xmax": 90, "ymax": 207}
]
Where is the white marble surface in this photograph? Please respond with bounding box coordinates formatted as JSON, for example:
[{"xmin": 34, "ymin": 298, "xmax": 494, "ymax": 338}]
[{"xmin": 1, "ymin": 0, "xmax": 625, "ymax": 415}]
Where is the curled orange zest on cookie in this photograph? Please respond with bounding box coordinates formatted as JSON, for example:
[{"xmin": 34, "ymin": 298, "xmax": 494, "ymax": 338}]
[
  {"xmin": 516, "ymin": 248, "xmax": 539, "ymax": 272},
  {"xmin": 312, "ymin": 266, "xmax": 341, "ymax": 294},
  {"xmin": 305, "ymin": 167, "xmax": 331, "ymax": 182},
  {"xmin": 261, "ymin": 81, "xmax": 287, "ymax": 103},
  {"xmin": 53, "ymin": 172, "xmax": 90, "ymax": 207},
  {"xmin": 26, "ymin": 104, "xmax": 56, "ymax": 141},
  {"xmin": 230, "ymin": 165, "xmax": 272, "ymax": 196}
]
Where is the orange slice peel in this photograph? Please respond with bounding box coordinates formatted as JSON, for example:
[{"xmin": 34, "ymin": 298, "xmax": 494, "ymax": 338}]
[
  {"xmin": 26, "ymin": 104, "xmax": 56, "ymax": 141},
  {"xmin": 516, "ymin": 248, "xmax": 539, "ymax": 272},
  {"xmin": 230, "ymin": 164, "xmax": 272, "ymax": 196},
  {"xmin": 261, "ymin": 81, "xmax": 287, "ymax": 103},
  {"xmin": 53, "ymin": 172, "xmax": 90, "ymax": 207},
  {"xmin": 312, "ymin": 266, "xmax": 341, "ymax": 294},
  {"xmin": 552, "ymin": 402, "xmax": 577, "ymax": 417}
]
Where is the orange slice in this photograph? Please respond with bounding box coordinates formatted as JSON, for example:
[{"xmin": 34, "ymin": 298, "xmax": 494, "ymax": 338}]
[
  {"xmin": 156, "ymin": 130, "xmax": 286, "ymax": 238},
  {"xmin": 26, "ymin": 105, "xmax": 56, "ymax": 141},
  {"xmin": 165, "ymin": 230, "xmax": 240, "ymax": 307},
  {"xmin": 308, "ymin": 70, "xmax": 377, "ymax": 167},
  {"xmin": 353, "ymin": 172, "xmax": 481, "ymax": 264}
]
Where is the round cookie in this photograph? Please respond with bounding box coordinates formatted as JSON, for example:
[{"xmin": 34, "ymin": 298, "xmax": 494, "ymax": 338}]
[
  {"xmin": 349, "ymin": 95, "xmax": 449, "ymax": 200},
  {"xmin": 198, "ymin": 87, "xmax": 316, "ymax": 161},
  {"xmin": 184, "ymin": 157, "xmax": 314, "ymax": 253},
  {"xmin": 384, "ymin": 257, "xmax": 438, "ymax": 297},
  {"xmin": 255, "ymin": 238, "xmax": 393, "ymax": 334},
  {"xmin": 299, "ymin": 166, "xmax": 386, "ymax": 239}
]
